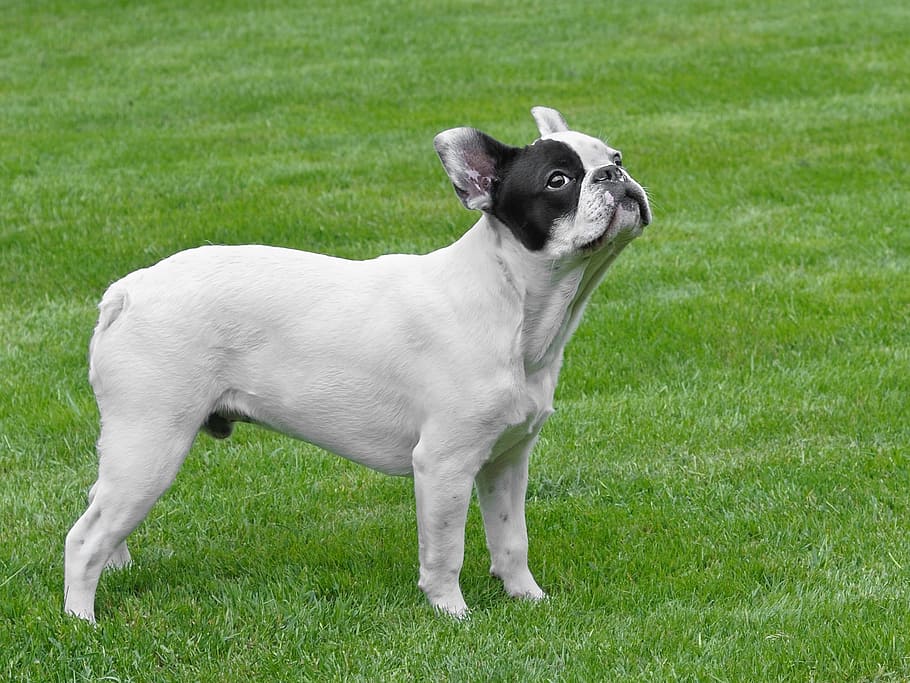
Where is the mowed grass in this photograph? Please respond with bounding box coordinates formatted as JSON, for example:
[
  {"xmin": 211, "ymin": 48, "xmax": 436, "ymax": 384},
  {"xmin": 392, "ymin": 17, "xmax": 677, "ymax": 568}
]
[{"xmin": 1, "ymin": 0, "xmax": 908, "ymax": 680}]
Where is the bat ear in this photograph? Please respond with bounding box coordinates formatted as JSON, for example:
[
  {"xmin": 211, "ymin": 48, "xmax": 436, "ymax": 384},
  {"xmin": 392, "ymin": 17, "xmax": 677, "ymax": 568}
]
[
  {"xmin": 434, "ymin": 127, "xmax": 517, "ymax": 212},
  {"xmin": 531, "ymin": 106, "xmax": 569, "ymax": 136}
]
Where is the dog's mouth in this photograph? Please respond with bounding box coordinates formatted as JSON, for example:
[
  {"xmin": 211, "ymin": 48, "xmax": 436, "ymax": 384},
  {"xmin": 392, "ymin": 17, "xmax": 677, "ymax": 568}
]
[
  {"xmin": 581, "ymin": 183, "xmax": 651, "ymax": 252},
  {"xmin": 626, "ymin": 183, "xmax": 652, "ymax": 227}
]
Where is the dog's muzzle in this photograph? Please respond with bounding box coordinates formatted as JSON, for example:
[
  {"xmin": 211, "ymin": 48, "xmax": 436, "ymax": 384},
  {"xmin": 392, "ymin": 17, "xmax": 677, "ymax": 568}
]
[{"xmin": 593, "ymin": 164, "xmax": 652, "ymax": 227}]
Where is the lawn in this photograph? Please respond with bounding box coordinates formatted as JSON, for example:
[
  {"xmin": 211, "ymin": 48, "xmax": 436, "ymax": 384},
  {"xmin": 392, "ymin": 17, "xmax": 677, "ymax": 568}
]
[{"xmin": 1, "ymin": 0, "xmax": 908, "ymax": 680}]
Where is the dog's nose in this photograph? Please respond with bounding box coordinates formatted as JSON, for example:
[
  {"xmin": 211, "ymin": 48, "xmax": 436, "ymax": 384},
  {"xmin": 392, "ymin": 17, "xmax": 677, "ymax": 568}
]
[{"xmin": 592, "ymin": 165, "xmax": 625, "ymax": 183}]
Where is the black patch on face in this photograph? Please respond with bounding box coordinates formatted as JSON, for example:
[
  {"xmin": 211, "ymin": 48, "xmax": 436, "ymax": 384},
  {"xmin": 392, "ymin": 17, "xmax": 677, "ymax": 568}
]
[{"xmin": 490, "ymin": 140, "xmax": 585, "ymax": 251}]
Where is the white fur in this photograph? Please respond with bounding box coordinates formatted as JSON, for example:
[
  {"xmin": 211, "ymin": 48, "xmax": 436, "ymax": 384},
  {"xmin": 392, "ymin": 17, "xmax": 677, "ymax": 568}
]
[
  {"xmin": 63, "ymin": 109, "xmax": 650, "ymax": 622},
  {"xmin": 531, "ymin": 106, "xmax": 569, "ymax": 136}
]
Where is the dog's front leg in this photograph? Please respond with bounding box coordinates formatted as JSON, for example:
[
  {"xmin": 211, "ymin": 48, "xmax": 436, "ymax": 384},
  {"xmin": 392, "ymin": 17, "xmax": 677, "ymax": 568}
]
[
  {"xmin": 475, "ymin": 436, "xmax": 547, "ymax": 602},
  {"xmin": 412, "ymin": 438, "xmax": 479, "ymax": 618}
]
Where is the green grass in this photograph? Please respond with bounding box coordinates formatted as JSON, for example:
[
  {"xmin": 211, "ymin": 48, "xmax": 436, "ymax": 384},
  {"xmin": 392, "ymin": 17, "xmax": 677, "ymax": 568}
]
[{"xmin": 1, "ymin": 0, "xmax": 909, "ymax": 680}]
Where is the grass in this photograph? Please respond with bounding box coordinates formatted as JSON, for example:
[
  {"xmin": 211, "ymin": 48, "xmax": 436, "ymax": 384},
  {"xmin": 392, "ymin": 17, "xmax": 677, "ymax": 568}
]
[{"xmin": 1, "ymin": 0, "xmax": 908, "ymax": 680}]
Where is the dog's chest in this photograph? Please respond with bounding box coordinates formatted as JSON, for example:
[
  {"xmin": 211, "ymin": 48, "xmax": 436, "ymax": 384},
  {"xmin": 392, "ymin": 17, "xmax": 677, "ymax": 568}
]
[{"xmin": 488, "ymin": 363, "xmax": 559, "ymax": 461}]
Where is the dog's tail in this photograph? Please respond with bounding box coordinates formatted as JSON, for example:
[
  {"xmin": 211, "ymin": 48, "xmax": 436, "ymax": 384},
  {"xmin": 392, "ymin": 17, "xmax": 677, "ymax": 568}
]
[{"xmin": 88, "ymin": 282, "xmax": 130, "ymax": 389}]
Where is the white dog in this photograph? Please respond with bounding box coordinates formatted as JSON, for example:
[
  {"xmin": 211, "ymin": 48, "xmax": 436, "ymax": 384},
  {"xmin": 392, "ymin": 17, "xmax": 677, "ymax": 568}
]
[{"xmin": 64, "ymin": 107, "xmax": 651, "ymax": 622}]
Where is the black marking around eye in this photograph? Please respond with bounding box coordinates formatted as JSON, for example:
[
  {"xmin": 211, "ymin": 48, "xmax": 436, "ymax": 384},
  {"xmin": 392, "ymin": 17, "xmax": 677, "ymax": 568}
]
[{"xmin": 491, "ymin": 140, "xmax": 585, "ymax": 251}]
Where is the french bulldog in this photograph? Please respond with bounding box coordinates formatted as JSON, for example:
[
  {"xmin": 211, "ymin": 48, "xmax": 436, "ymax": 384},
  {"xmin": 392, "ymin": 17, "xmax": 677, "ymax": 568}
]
[{"xmin": 64, "ymin": 107, "xmax": 651, "ymax": 622}]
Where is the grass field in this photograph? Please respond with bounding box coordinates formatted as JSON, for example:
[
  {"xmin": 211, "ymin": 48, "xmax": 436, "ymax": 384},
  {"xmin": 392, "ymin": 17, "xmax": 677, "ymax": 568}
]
[{"xmin": 1, "ymin": 0, "xmax": 908, "ymax": 680}]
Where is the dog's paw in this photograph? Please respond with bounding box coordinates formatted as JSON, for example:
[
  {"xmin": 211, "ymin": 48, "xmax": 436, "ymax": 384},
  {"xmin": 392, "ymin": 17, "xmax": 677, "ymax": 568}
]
[
  {"xmin": 493, "ymin": 566, "xmax": 547, "ymax": 602},
  {"xmin": 64, "ymin": 605, "xmax": 97, "ymax": 624},
  {"xmin": 430, "ymin": 597, "xmax": 470, "ymax": 620},
  {"xmin": 511, "ymin": 585, "xmax": 548, "ymax": 602},
  {"xmin": 104, "ymin": 542, "xmax": 132, "ymax": 570}
]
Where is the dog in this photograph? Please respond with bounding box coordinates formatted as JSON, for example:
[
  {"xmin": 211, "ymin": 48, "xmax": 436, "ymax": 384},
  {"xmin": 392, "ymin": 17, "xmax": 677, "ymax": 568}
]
[{"xmin": 64, "ymin": 107, "xmax": 651, "ymax": 622}]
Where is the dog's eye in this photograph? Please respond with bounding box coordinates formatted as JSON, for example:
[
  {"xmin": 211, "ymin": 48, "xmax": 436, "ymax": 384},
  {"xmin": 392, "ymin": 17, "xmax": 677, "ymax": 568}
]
[
  {"xmin": 613, "ymin": 152, "xmax": 623, "ymax": 167},
  {"xmin": 546, "ymin": 172, "xmax": 571, "ymax": 190}
]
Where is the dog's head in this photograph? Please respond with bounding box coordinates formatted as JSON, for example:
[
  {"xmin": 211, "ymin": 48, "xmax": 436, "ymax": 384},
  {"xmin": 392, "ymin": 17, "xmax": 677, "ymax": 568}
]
[{"xmin": 435, "ymin": 107, "xmax": 651, "ymax": 260}]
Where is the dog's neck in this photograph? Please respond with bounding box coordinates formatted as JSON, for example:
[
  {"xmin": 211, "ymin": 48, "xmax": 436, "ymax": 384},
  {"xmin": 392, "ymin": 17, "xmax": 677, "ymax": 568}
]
[{"xmin": 456, "ymin": 216, "xmax": 629, "ymax": 375}]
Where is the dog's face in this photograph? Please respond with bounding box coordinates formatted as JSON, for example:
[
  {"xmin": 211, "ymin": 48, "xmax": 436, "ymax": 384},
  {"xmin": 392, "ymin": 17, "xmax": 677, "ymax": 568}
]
[{"xmin": 435, "ymin": 107, "xmax": 651, "ymax": 260}]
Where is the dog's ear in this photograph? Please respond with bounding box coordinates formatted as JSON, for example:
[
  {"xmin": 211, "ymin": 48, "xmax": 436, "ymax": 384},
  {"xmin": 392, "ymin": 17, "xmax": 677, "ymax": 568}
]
[
  {"xmin": 531, "ymin": 106, "xmax": 569, "ymax": 136},
  {"xmin": 434, "ymin": 128, "xmax": 516, "ymax": 212}
]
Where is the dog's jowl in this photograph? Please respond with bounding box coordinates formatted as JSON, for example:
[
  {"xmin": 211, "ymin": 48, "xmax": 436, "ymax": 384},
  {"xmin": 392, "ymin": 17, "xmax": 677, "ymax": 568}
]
[{"xmin": 64, "ymin": 107, "xmax": 651, "ymax": 622}]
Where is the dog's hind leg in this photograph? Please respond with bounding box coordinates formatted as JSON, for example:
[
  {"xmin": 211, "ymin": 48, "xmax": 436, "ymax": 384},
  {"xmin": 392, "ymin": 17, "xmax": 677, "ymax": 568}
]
[
  {"xmin": 85, "ymin": 482, "xmax": 131, "ymax": 569},
  {"xmin": 64, "ymin": 416, "xmax": 197, "ymax": 622}
]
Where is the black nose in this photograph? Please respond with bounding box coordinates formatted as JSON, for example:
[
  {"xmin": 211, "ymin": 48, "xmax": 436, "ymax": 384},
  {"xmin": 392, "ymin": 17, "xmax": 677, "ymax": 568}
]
[{"xmin": 592, "ymin": 164, "xmax": 624, "ymax": 183}]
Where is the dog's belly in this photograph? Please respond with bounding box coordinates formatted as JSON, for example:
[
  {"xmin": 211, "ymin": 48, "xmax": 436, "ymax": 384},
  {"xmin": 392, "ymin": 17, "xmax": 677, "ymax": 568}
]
[{"xmin": 214, "ymin": 371, "xmax": 423, "ymax": 476}]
